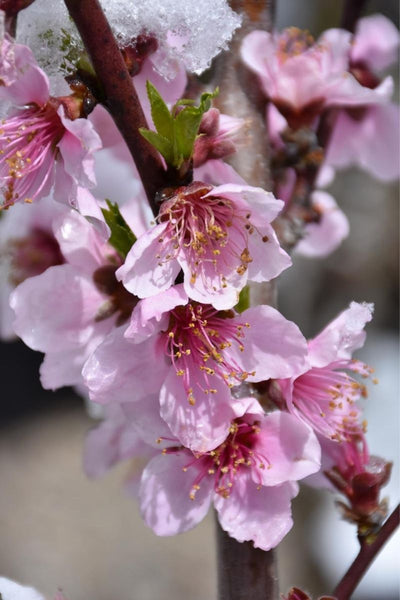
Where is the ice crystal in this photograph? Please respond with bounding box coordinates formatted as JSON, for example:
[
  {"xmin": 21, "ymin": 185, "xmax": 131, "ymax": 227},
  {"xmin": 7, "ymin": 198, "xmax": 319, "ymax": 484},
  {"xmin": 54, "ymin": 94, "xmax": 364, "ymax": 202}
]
[{"xmin": 17, "ymin": 0, "xmax": 241, "ymax": 81}]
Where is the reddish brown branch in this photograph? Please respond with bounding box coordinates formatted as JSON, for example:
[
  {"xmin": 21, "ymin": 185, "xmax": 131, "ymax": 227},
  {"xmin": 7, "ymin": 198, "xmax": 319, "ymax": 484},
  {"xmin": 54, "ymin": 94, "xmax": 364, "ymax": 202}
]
[
  {"xmin": 63, "ymin": 0, "xmax": 167, "ymax": 215},
  {"xmin": 334, "ymin": 504, "xmax": 400, "ymax": 600},
  {"xmin": 340, "ymin": 0, "xmax": 368, "ymax": 33}
]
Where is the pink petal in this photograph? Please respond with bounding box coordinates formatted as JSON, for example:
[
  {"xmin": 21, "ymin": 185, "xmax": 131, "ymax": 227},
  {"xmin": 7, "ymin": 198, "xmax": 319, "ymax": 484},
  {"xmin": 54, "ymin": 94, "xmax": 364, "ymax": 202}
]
[
  {"xmin": 74, "ymin": 187, "xmax": 110, "ymax": 241},
  {"xmin": 308, "ymin": 301, "xmax": 374, "ymax": 367},
  {"xmin": 117, "ymin": 223, "xmax": 180, "ymax": 298},
  {"xmin": 326, "ymin": 105, "xmax": 400, "ymax": 182},
  {"xmin": 229, "ymin": 305, "xmax": 308, "ymax": 380},
  {"xmin": 57, "ymin": 106, "xmax": 102, "ymax": 188},
  {"xmin": 53, "ymin": 209, "xmax": 107, "ymax": 272},
  {"xmin": 295, "ymin": 191, "xmax": 349, "ymax": 258},
  {"xmin": 180, "ymin": 252, "xmax": 241, "ymax": 311},
  {"xmin": 40, "ymin": 347, "xmax": 88, "ymax": 389},
  {"xmin": 10, "ymin": 265, "xmax": 104, "ymax": 352},
  {"xmin": 0, "ymin": 39, "xmax": 50, "ymax": 106},
  {"xmin": 253, "ymin": 412, "xmax": 321, "ymax": 486},
  {"xmin": 247, "ymin": 224, "xmax": 291, "ymax": 281},
  {"xmin": 82, "ymin": 327, "xmax": 168, "ymax": 404},
  {"xmin": 125, "ymin": 285, "xmax": 188, "ymax": 341},
  {"xmin": 159, "ymin": 367, "xmax": 235, "ymax": 452},
  {"xmin": 210, "ymin": 184, "xmax": 284, "ymax": 224},
  {"xmin": 214, "ymin": 473, "xmax": 298, "ymax": 550},
  {"xmin": 352, "ymin": 14, "xmax": 400, "ymax": 72},
  {"xmin": 194, "ymin": 159, "xmax": 246, "ymax": 186},
  {"xmin": 83, "ymin": 405, "xmax": 133, "ymax": 478},
  {"xmin": 139, "ymin": 452, "xmax": 213, "ymax": 535}
]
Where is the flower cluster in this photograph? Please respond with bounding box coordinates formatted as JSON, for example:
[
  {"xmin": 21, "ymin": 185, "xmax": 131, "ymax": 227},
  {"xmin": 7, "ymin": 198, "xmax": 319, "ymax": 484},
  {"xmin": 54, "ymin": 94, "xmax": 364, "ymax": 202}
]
[
  {"xmin": 241, "ymin": 15, "xmax": 400, "ymax": 255},
  {"xmin": 0, "ymin": 5, "xmax": 396, "ymax": 559}
]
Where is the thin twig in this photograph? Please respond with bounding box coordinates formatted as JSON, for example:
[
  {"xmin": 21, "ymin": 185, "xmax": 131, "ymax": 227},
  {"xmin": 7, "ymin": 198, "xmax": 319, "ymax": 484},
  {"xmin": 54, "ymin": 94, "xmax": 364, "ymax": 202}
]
[
  {"xmin": 63, "ymin": 0, "xmax": 168, "ymax": 215},
  {"xmin": 334, "ymin": 504, "xmax": 400, "ymax": 600}
]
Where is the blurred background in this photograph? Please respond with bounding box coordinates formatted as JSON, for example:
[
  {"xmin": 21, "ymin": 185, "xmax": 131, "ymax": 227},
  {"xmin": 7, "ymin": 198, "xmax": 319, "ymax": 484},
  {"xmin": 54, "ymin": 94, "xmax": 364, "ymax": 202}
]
[{"xmin": 0, "ymin": 1, "xmax": 398, "ymax": 598}]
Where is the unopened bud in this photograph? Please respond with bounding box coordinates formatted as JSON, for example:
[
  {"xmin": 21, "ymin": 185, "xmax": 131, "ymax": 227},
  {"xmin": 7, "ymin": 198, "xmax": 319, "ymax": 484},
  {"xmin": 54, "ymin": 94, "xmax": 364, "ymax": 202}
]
[
  {"xmin": 193, "ymin": 110, "xmax": 244, "ymax": 167},
  {"xmin": 283, "ymin": 587, "xmax": 336, "ymax": 600}
]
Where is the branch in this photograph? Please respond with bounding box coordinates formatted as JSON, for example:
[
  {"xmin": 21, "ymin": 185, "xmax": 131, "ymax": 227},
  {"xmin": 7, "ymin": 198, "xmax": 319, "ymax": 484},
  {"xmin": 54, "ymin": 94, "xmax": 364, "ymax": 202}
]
[
  {"xmin": 216, "ymin": 518, "xmax": 278, "ymax": 600},
  {"xmin": 63, "ymin": 0, "xmax": 168, "ymax": 215},
  {"xmin": 212, "ymin": 3, "xmax": 278, "ymax": 599},
  {"xmin": 340, "ymin": 0, "xmax": 368, "ymax": 33},
  {"xmin": 334, "ymin": 504, "xmax": 400, "ymax": 600},
  {"xmin": 4, "ymin": 13, "xmax": 16, "ymax": 37}
]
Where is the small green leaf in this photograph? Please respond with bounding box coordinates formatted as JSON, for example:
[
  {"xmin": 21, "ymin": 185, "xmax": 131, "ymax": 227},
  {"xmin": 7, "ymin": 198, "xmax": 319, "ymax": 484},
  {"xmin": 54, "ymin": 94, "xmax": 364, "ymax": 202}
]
[
  {"xmin": 235, "ymin": 286, "xmax": 250, "ymax": 313},
  {"xmin": 198, "ymin": 88, "xmax": 219, "ymax": 112},
  {"xmin": 139, "ymin": 128, "xmax": 174, "ymax": 164},
  {"xmin": 101, "ymin": 200, "xmax": 136, "ymax": 259},
  {"xmin": 140, "ymin": 83, "xmax": 219, "ymax": 168},
  {"xmin": 174, "ymin": 107, "xmax": 204, "ymax": 160},
  {"xmin": 146, "ymin": 81, "xmax": 174, "ymax": 140}
]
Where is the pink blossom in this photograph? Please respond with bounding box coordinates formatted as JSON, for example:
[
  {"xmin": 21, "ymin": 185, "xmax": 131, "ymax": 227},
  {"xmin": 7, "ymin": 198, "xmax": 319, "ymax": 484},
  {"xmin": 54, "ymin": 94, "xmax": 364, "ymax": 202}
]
[
  {"xmin": 295, "ymin": 190, "xmax": 349, "ymax": 258},
  {"xmin": 10, "ymin": 209, "xmax": 137, "ymax": 389},
  {"xmin": 138, "ymin": 398, "xmax": 320, "ymax": 548},
  {"xmin": 241, "ymin": 27, "xmax": 393, "ymax": 129},
  {"xmin": 83, "ymin": 286, "xmax": 308, "ymax": 451},
  {"xmin": 325, "ymin": 16, "xmax": 400, "ymax": 181},
  {"xmin": 276, "ymin": 302, "xmax": 374, "ymax": 442},
  {"xmin": 351, "ymin": 14, "xmax": 400, "ymax": 73},
  {"xmin": 117, "ymin": 182, "xmax": 290, "ymax": 310},
  {"xmin": 0, "ymin": 197, "xmax": 66, "ymax": 339},
  {"xmin": 85, "ymin": 395, "xmax": 320, "ymax": 548},
  {"xmin": 325, "ymin": 102, "xmax": 400, "ymax": 182},
  {"xmin": 0, "ymin": 40, "xmax": 101, "ymax": 210}
]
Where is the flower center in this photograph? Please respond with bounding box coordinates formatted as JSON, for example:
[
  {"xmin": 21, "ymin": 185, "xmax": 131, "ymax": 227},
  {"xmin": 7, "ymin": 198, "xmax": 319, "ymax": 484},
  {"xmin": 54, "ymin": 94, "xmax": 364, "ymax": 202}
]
[
  {"xmin": 277, "ymin": 27, "xmax": 315, "ymax": 63},
  {"xmin": 163, "ymin": 302, "xmax": 254, "ymax": 405},
  {"xmin": 93, "ymin": 264, "xmax": 139, "ymax": 326},
  {"xmin": 163, "ymin": 418, "xmax": 269, "ymax": 499},
  {"xmin": 5, "ymin": 227, "xmax": 64, "ymax": 286},
  {"xmin": 291, "ymin": 359, "xmax": 374, "ymax": 441},
  {"xmin": 0, "ymin": 102, "xmax": 64, "ymax": 209},
  {"xmin": 157, "ymin": 182, "xmax": 262, "ymax": 287}
]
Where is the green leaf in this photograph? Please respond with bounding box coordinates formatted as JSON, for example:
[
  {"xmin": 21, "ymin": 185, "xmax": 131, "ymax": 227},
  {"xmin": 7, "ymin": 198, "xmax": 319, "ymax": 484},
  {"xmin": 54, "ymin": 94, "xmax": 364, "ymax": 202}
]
[
  {"xmin": 199, "ymin": 88, "xmax": 219, "ymax": 112},
  {"xmin": 101, "ymin": 200, "xmax": 136, "ymax": 259},
  {"xmin": 235, "ymin": 286, "xmax": 250, "ymax": 313},
  {"xmin": 139, "ymin": 128, "xmax": 174, "ymax": 164},
  {"xmin": 174, "ymin": 107, "xmax": 205, "ymax": 160},
  {"xmin": 146, "ymin": 81, "xmax": 174, "ymax": 140},
  {"xmin": 140, "ymin": 83, "xmax": 219, "ymax": 168}
]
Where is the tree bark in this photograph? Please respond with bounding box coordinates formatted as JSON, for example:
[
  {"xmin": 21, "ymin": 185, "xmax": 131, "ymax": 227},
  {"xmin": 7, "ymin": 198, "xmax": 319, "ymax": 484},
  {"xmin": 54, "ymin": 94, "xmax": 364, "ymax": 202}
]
[
  {"xmin": 212, "ymin": 3, "xmax": 279, "ymax": 599},
  {"xmin": 216, "ymin": 517, "xmax": 279, "ymax": 600}
]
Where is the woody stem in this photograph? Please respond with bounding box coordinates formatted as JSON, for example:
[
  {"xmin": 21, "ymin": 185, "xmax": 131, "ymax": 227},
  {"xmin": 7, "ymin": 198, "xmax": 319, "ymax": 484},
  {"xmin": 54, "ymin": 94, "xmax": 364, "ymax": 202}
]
[{"xmin": 334, "ymin": 504, "xmax": 400, "ymax": 600}]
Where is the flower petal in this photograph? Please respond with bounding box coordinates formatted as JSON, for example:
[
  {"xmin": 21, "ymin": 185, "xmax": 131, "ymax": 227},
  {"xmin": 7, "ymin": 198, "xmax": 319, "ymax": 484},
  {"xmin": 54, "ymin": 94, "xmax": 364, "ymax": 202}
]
[
  {"xmin": 229, "ymin": 305, "xmax": 308, "ymax": 380},
  {"xmin": 215, "ymin": 473, "xmax": 298, "ymax": 550},
  {"xmin": 117, "ymin": 223, "xmax": 180, "ymax": 298},
  {"xmin": 160, "ymin": 366, "xmax": 235, "ymax": 452},
  {"xmin": 308, "ymin": 301, "xmax": 374, "ymax": 367},
  {"xmin": 139, "ymin": 452, "xmax": 213, "ymax": 535},
  {"xmin": 253, "ymin": 412, "xmax": 321, "ymax": 486},
  {"xmin": 83, "ymin": 326, "xmax": 168, "ymax": 404}
]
